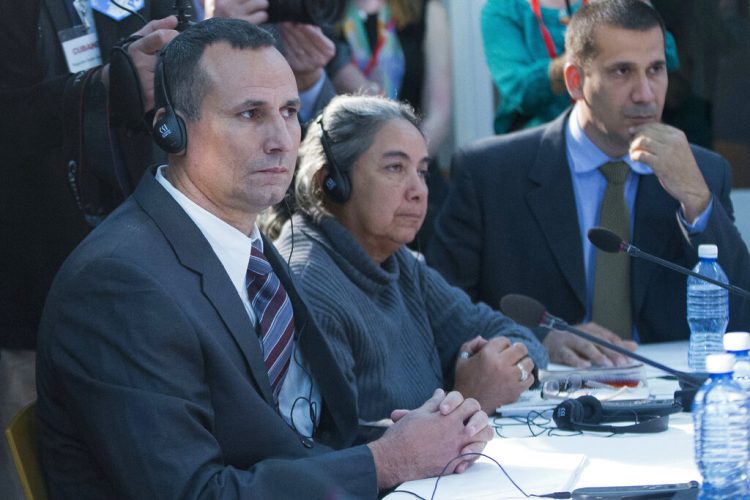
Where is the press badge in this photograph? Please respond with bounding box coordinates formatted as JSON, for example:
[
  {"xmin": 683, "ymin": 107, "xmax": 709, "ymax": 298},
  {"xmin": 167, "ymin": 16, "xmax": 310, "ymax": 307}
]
[
  {"xmin": 91, "ymin": 0, "xmax": 145, "ymax": 21},
  {"xmin": 59, "ymin": 25, "xmax": 102, "ymax": 73}
]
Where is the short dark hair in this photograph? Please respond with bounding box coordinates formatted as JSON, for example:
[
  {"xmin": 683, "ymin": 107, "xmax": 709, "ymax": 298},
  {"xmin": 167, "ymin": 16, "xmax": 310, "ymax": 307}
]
[
  {"xmin": 565, "ymin": 0, "xmax": 666, "ymax": 67},
  {"xmin": 156, "ymin": 18, "xmax": 276, "ymax": 121}
]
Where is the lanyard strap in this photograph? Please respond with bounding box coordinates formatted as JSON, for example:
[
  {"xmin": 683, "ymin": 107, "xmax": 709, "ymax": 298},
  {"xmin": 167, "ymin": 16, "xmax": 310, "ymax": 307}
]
[
  {"xmin": 531, "ymin": 0, "xmax": 558, "ymax": 59},
  {"xmin": 530, "ymin": 0, "xmax": 586, "ymax": 59},
  {"xmin": 362, "ymin": 18, "xmax": 396, "ymax": 78}
]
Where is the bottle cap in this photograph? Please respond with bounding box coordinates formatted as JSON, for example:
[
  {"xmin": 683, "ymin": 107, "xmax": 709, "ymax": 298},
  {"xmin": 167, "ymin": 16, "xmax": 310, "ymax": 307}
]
[
  {"xmin": 698, "ymin": 244, "xmax": 718, "ymax": 259},
  {"xmin": 706, "ymin": 353, "xmax": 736, "ymax": 373},
  {"xmin": 724, "ymin": 332, "xmax": 750, "ymax": 352}
]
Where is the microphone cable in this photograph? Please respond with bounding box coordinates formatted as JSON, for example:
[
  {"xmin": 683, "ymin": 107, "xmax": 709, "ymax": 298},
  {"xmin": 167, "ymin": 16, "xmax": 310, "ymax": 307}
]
[
  {"xmin": 108, "ymin": 0, "xmax": 193, "ymax": 30},
  {"xmin": 109, "ymin": 0, "xmax": 148, "ymax": 26},
  {"xmin": 392, "ymin": 452, "xmax": 572, "ymax": 499},
  {"xmin": 288, "ymin": 314, "xmax": 319, "ymax": 439},
  {"xmin": 280, "ymin": 198, "xmax": 320, "ymax": 439}
]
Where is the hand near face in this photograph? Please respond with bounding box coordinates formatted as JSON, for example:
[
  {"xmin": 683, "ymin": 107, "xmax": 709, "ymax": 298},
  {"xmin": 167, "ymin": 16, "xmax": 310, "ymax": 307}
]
[
  {"xmin": 368, "ymin": 389, "xmax": 492, "ymax": 489},
  {"xmin": 213, "ymin": 0, "xmax": 269, "ymax": 24},
  {"xmin": 453, "ymin": 336, "xmax": 535, "ymax": 412},
  {"xmin": 279, "ymin": 22, "xmax": 336, "ymax": 91},
  {"xmin": 120, "ymin": 16, "xmax": 179, "ymax": 112},
  {"xmin": 629, "ymin": 123, "xmax": 711, "ymax": 222},
  {"xmin": 543, "ymin": 322, "xmax": 638, "ymax": 368}
]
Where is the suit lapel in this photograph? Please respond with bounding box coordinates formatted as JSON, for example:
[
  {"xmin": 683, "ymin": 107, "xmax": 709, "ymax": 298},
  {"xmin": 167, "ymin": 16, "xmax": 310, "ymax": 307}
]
[
  {"xmin": 262, "ymin": 238, "xmax": 358, "ymax": 446},
  {"xmin": 133, "ymin": 170, "xmax": 276, "ymax": 406},
  {"xmin": 632, "ymin": 174, "xmax": 681, "ymax": 318},
  {"xmin": 526, "ymin": 113, "xmax": 587, "ymax": 309}
]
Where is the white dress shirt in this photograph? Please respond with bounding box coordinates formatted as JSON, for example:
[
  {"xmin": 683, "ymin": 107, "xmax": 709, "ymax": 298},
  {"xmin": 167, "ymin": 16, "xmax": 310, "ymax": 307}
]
[{"xmin": 156, "ymin": 166, "xmax": 320, "ymax": 437}]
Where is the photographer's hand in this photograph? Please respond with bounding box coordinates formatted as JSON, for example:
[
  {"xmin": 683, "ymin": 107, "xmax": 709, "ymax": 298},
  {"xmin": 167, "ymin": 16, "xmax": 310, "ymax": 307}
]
[{"xmin": 280, "ymin": 22, "xmax": 335, "ymax": 91}]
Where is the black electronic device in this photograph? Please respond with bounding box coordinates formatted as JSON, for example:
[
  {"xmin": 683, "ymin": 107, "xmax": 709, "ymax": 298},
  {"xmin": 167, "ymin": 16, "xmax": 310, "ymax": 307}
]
[
  {"xmin": 317, "ymin": 116, "xmax": 351, "ymax": 203},
  {"xmin": 174, "ymin": 0, "xmax": 194, "ymax": 31},
  {"xmin": 552, "ymin": 395, "xmax": 674, "ymax": 434},
  {"xmin": 597, "ymin": 398, "xmax": 683, "ymax": 418},
  {"xmin": 267, "ymin": 0, "xmax": 345, "ymax": 25},
  {"xmin": 571, "ymin": 481, "xmax": 699, "ymax": 499},
  {"xmin": 152, "ymin": 54, "xmax": 187, "ymax": 154}
]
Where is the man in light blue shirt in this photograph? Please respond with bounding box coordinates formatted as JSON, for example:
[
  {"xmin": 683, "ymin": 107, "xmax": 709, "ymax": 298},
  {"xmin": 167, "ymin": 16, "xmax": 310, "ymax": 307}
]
[{"xmin": 428, "ymin": 0, "xmax": 750, "ymax": 367}]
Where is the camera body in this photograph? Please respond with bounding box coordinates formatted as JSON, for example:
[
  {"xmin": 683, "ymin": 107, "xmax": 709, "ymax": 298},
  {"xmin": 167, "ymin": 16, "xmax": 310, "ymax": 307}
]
[{"xmin": 267, "ymin": 0, "xmax": 345, "ymax": 25}]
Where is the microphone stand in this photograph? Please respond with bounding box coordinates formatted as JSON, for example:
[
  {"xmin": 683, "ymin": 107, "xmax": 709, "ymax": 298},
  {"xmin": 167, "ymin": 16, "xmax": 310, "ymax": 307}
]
[
  {"xmin": 621, "ymin": 243, "xmax": 750, "ymax": 300},
  {"xmin": 540, "ymin": 312, "xmax": 706, "ymax": 388}
]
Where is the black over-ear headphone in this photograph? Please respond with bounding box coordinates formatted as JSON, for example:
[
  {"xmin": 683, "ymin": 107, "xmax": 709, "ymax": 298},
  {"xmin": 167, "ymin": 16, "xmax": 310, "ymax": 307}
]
[
  {"xmin": 317, "ymin": 116, "xmax": 351, "ymax": 203},
  {"xmin": 553, "ymin": 395, "xmax": 671, "ymax": 434},
  {"xmin": 152, "ymin": 51, "xmax": 187, "ymax": 154}
]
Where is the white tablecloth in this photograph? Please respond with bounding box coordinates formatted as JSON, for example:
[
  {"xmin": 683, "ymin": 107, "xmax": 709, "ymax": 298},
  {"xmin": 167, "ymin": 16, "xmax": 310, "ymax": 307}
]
[{"xmin": 386, "ymin": 341, "xmax": 700, "ymax": 499}]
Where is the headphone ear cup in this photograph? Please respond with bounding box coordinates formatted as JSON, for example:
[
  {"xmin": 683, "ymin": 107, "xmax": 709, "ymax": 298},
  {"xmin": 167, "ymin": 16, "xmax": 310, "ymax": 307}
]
[
  {"xmin": 153, "ymin": 109, "xmax": 187, "ymax": 154},
  {"xmin": 317, "ymin": 117, "xmax": 351, "ymax": 203},
  {"xmin": 576, "ymin": 395, "xmax": 604, "ymax": 424},
  {"xmin": 553, "ymin": 398, "xmax": 584, "ymax": 431},
  {"xmin": 337, "ymin": 171, "xmax": 351, "ymax": 202},
  {"xmin": 322, "ymin": 168, "xmax": 351, "ymax": 203}
]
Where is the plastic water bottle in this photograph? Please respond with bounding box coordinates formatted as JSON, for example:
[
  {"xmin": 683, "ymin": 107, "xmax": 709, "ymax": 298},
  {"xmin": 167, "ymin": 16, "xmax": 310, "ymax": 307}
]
[
  {"xmin": 688, "ymin": 244, "xmax": 729, "ymax": 372},
  {"xmin": 693, "ymin": 353, "xmax": 750, "ymax": 499},
  {"xmin": 725, "ymin": 332, "xmax": 750, "ymax": 392}
]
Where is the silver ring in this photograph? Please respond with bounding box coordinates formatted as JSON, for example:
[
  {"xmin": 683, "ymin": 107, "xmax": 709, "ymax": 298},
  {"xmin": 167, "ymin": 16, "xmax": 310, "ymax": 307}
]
[
  {"xmin": 458, "ymin": 351, "xmax": 471, "ymax": 360},
  {"xmin": 516, "ymin": 362, "xmax": 529, "ymax": 382}
]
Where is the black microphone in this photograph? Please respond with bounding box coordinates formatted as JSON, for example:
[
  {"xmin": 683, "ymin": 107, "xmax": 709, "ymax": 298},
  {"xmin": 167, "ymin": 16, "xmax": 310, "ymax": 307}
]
[
  {"xmin": 588, "ymin": 227, "xmax": 750, "ymax": 301},
  {"xmin": 500, "ymin": 294, "xmax": 706, "ymax": 389}
]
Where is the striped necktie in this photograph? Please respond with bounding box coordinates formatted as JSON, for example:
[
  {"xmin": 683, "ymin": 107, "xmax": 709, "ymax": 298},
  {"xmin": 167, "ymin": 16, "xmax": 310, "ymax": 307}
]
[
  {"xmin": 247, "ymin": 243, "xmax": 295, "ymax": 397},
  {"xmin": 592, "ymin": 161, "xmax": 632, "ymax": 339}
]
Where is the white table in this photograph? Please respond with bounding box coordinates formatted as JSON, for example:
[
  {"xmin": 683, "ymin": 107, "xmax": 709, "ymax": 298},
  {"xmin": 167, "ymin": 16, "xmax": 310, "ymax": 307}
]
[{"xmin": 386, "ymin": 341, "xmax": 700, "ymax": 499}]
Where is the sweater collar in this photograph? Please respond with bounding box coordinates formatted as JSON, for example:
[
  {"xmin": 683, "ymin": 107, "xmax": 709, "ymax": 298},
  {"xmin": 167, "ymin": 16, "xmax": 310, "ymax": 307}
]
[{"xmin": 296, "ymin": 212, "xmax": 400, "ymax": 290}]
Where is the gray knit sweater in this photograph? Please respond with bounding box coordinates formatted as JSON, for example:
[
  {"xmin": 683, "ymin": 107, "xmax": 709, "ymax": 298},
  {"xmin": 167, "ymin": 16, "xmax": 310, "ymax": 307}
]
[{"xmin": 275, "ymin": 213, "xmax": 548, "ymax": 427}]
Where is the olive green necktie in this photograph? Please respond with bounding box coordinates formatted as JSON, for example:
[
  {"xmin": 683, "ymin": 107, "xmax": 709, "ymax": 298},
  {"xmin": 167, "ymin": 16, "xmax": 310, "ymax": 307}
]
[{"xmin": 592, "ymin": 161, "xmax": 632, "ymax": 340}]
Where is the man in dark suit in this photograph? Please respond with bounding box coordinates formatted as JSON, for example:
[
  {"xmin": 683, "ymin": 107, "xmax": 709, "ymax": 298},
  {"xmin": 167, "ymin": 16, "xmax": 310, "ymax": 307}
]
[
  {"xmin": 35, "ymin": 19, "xmax": 491, "ymax": 498},
  {"xmin": 428, "ymin": 0, "xmax": 750, "ymax": 367},
  {"xmin": 1, "ymin": 4, "xmax": 338, "ymax": 495}
]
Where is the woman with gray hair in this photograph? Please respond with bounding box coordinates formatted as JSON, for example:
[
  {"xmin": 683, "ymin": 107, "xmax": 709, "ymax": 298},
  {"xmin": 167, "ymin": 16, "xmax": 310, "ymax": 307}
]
[{"xmin": 274, "ymin": 95, "xmax": 548, "ymax": 441}]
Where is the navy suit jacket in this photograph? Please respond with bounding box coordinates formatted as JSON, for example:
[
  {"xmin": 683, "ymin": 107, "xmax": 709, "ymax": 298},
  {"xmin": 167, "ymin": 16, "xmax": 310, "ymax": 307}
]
[
  {"xmin": 428, "ymin": 112, "xmax": 750, "ymax": 343},
  {"xmin": 36, "ymin": 169, "xmax": 376, "ymax": 499}
]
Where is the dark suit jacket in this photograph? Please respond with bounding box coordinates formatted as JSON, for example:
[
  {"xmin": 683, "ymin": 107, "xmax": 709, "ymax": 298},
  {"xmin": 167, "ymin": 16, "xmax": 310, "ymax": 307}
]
[
  {"xmin": 427, "ymin": 112, "xmax": 750, "ymax": 343},
  {"xmin": 36, "ymin": 170, "xmax": 376, "ymax": 499}
]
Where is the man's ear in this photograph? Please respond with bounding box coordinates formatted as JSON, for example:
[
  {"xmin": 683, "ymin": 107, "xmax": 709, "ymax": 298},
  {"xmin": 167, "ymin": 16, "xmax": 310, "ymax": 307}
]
[{"xmin": 564, "ymin": 63, "xmax": 584, "ymax": 101}]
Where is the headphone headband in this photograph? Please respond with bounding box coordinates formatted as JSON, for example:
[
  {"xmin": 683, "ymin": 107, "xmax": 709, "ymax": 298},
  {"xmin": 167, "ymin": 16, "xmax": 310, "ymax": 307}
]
[
  {"xmin": 553, "ymin": 396, "xmax": 673, "ymax": 434},
  {"xmin": 152, "ymin": 49, "xmax": 187, "ymax": 154}
]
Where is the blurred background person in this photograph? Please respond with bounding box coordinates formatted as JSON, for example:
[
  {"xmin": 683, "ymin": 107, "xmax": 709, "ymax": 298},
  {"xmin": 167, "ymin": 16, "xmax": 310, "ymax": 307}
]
[
  {"xmin": 327, "ymin": 0, "xmax": 452, "ymax": 248},
  {"xmin": 481, "ymin": 0, "xmax": 679, "ymax": 135},
  {"xmin": 270, "ymin": 95, "xmax": 548, "ymax": 440}
]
